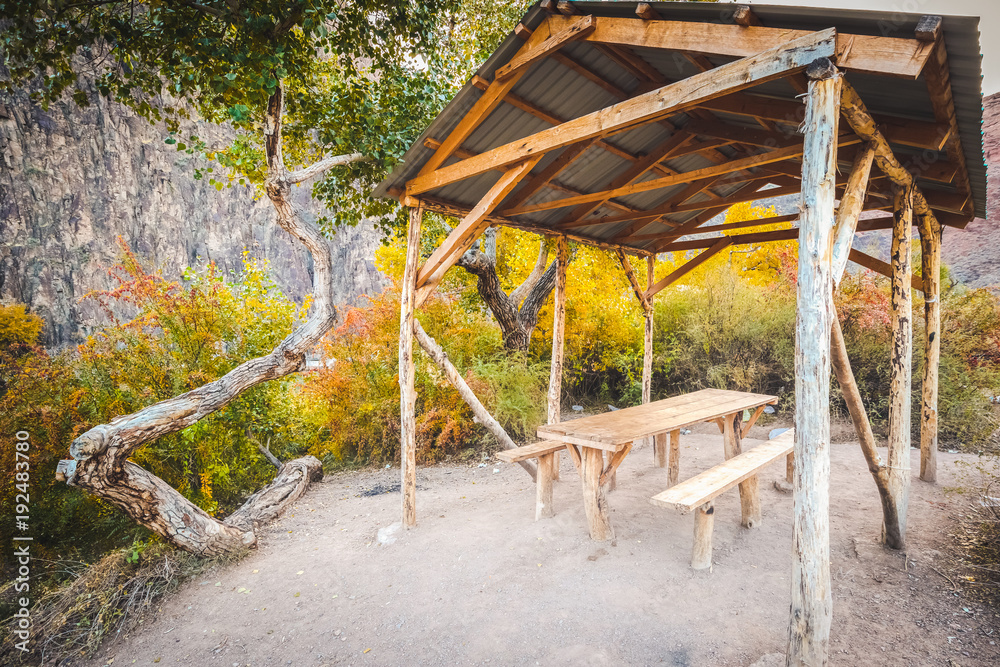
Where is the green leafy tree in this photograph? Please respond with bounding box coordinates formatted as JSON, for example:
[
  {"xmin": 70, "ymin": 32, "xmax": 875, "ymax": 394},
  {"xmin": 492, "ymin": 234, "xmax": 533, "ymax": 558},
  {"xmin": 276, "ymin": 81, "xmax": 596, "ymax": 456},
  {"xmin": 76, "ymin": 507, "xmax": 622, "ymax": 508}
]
[{"xmin": 1, "ymin": 0, "xmax": 478, "ymax": 555}]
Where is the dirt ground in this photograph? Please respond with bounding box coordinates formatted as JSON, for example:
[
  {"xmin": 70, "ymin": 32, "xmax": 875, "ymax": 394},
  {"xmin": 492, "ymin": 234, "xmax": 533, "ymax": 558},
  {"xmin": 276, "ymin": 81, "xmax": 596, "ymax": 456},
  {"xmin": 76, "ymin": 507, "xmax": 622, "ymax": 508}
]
[{"xmin": 79, "ymin": 422, "xmax": 999, "ymax": 667}]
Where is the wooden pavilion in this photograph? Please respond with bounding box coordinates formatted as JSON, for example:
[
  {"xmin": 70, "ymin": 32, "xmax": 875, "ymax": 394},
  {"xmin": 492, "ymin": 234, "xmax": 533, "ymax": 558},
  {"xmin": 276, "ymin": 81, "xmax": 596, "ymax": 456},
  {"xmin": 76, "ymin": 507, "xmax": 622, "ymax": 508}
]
[{"xmin": 374, "ymin": 2, "xmax": 986, "ymax": 663}]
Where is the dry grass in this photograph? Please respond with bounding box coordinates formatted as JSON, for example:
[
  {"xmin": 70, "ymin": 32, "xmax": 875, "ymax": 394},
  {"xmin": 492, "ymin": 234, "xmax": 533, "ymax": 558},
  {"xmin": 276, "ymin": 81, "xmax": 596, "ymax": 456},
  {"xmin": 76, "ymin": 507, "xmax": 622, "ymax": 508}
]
[
  {"xmin": 952, "ymin": 482, "xmax": 1000, "ymax": 604},
  {"xmin": 0, "ymin": 544, "xmax": 239, "ymax": 665}
]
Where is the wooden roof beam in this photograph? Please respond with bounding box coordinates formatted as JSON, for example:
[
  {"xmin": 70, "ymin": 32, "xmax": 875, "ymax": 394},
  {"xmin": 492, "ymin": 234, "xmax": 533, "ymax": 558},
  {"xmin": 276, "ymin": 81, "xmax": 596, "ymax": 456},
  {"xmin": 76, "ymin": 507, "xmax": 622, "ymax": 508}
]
[
  {"xmin": 414, "ymin": 158, "xmax": 541, "ymax": 304},
  {"xmin": 698, "ymin": 94, "xmax": 951, "ymax": 152},
  {"xmin": 420, "ymin": 137, "xmax": 637, "ymax": 216},
  {"xmin": 682, "ymin": 118, "xmax": 800, "ymax": 149},
  {"xmin": 839, "ymin": 78, "xmax": 943, "ymax": 229},
  {"xmin": 616, "ymin": 249, "xmax": 652, "ymax": 310},
  {"xmin": 636, "ymin": 4, "xmax": 661, "ymax": 21},
  {"xmin": 546, "ymin": 15, "xmax": 935, "ymax": 78},
  {"xmin": 506, "ymin": 137, "xmax": 853, "ymax": 217},
  {"xmin": 921, "ymin": 35, "xmax": 975, "ymax": 220},
  {"xmin": 499, "ymin": 139, "xmax": 598, "ymax": 213},
  {"xmin": 657, "ymin": 215, "xmax": 899, "ymax": 253},
  {"xmin": 413, "ymin": 20, "xmax": 555, "ymax": 181},
  {"xmin": 619, "ymin": 212, "xmax": 801, "ymax": 243},
  {"xmin": 495, "ymin": 15, "xmax": 594, "ymax": 81},
  {"xmin": 849, "ymin": 248, "xmax": 925, "ymax": 292},
  {"xmin": 468, "ymin": 76, "xmax": 682, "ymax": 175},
  {"xmin": 405, "ymin": 28, "xmax": 837, "ymax": 196},
  {"xmin": 548, "ymin": 132, "xmax": 698, "ymax": 225},
  {"xmin": 560, "ymin": 177, "xmax": 792, "ymax": 232},
  {"xmin": 645, "ymin": 238, "xmax": 732, "ymax": 299},
  {"xmin": 411, "ymin": 194, "xmax": 652, "ymax": 257}
]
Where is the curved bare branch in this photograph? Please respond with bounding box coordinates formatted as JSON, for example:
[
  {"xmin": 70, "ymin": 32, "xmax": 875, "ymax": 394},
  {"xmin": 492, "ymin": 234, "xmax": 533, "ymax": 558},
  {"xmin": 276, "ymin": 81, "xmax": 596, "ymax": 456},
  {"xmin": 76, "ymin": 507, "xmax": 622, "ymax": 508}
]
[
  {"xmin": 287, "ymin": 152, "xmax": 370, "ymax": 184},
  {"xmin": 509, "ymin": 239, "xmax": 549, "ymax": 307},
  {"xmin": 60, "ymin": 79, "xmax": 334, "ymax": 555}
]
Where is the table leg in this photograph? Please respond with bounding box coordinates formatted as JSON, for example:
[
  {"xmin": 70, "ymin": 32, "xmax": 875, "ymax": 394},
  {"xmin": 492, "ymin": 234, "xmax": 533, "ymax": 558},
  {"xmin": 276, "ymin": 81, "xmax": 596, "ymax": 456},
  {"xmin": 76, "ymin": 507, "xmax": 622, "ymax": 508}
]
[
  {"xmin": 581, "ymin": 447, "xmax": 613, "ymax": 540},
  {"xmin": 654, "ymin": 432, "xmax": 667, "ymax": 468},
  {"xmin": 535, "ymin": 452, "xmax": 554, "ymax": 520},
  {"xmin": 552, "ymin": 451, "xmax": 560, "ymax": 481},
  {"xmin": 668, "ymin": 429, "xmax": 680, "ymax": 487},
  {"xmin": 605, "ymin": 450, "xmax": 617, "ymax": 491},
  {"xmin": 723, "ymin": 412, "xmax": 762, "ymax": 528}
]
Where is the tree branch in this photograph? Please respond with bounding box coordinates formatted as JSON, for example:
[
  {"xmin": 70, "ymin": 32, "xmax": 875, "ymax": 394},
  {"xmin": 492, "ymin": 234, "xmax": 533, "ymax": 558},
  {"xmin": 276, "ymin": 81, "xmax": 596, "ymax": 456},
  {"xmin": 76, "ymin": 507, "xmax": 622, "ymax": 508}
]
[
  {"xmin": 456, "ymin": 248, "xmax": 526, "ymax": 350},
  {"xmin": 287, "ymin": 152, "xmax": 370, "ymax": 184},
  {"xmin": 60, "ymin": 79, "xmax": 333, "ymax": 555},
  {"xmin": 517, "ymin": 259, "xmax": 558, "ymax": 340},
  {"xmin": 509, "ymin": 239, "xmax": 549, "ymax": 307}
]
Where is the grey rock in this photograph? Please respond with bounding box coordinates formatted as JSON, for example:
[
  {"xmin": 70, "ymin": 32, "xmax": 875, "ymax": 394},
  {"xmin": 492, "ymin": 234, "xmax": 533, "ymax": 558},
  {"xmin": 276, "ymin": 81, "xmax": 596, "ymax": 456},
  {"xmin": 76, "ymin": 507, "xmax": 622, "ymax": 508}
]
[{"xmin": 0, "ymin": 80, "xmax": 385, "ymax": 347}]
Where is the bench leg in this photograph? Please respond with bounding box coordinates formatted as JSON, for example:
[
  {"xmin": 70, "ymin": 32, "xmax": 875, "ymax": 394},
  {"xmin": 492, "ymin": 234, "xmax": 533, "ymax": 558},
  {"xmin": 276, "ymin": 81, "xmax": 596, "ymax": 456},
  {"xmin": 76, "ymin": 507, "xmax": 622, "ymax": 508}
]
[
  {"xmin": 692, "ymin": 502, "xmax": 715, "ymax": 570},
  {"xmin": 535, "ymin": 453, "xmax": 555, "ymax": 520},
  {"xmin": 552, "ymin": 451, "xmax": 560, "ymax": 481},
  {"xmin": 668, "ymin": 429, "xmax": 680, "ymax": 487},
  {"xmin": 723, "ymin": 413, "xmax": 762, "ymax": 528},
  {"xmin": 654, "ymin": 432, "xmax": 667, "ymax": 468},
  {"xmin": 786, "ymin": 451, "xmax": 794, "ymax": 484},
  {"xmin": 582, "ymin": 447, "xmax": 613, "ymax": 540}
]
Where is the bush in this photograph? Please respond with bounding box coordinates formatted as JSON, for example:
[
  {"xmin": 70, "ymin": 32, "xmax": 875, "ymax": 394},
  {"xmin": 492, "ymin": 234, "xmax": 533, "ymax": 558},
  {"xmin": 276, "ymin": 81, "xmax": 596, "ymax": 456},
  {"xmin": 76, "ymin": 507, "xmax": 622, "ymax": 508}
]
[
  {"xmin": 0, "ymin": 244, "xmax": 320, "ymax": 577},
  {"xmin": 296, "ymin": 288, "xmax": 548, "ymax": 464}
]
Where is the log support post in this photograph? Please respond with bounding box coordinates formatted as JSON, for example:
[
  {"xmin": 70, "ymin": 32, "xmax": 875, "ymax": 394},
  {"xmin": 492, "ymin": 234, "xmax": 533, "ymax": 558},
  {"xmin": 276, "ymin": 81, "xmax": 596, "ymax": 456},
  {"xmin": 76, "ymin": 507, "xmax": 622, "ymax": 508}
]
[
  {"xmin": 536, "ymin": 452, "xmax": 555, "ymax": 520},
  {"xmin": 919, "ymin": 216, "xmax": 941, "ymax": 483},
  {"xmin": 548, "ymin": 236, "xmax": 569, "ymax": 479},
  {"xmin": 643, "ymin": 255, "xmax": 655, "ymax": 452},
  {"xmin": 581, "ymin": 447, "xmax": 613, "ymax": 540},
  {"xmin": 414, "ymin": 320, "xmax": 537, "ymax": 482},
  {"xmin": 786, "ymin": 58, "xmax": 839, "ymax": 667},
  {"xmin": 669, "ymin": 430, "xmax": 680, "ymax": 485},
  {"xmin": 692, "ymin": 502, "xmax": 715, "ymax": 570},
  {"xmin": 399, "ymin": 206, "xmax": 423, "ymax": 529},
  {"xmin": 654, "ymin": 432, "xmax": 667, "ymax": 468},
  {"xmin": 886, "ymin": 184, "xmax": 914, "ymax": 546},
  {"xmin": 831, "ymin": 311, "xmax": 903, "ymax": 546},
  {"xmin": 723, "ymin": 412, "xmax": 761, "ymax": 528}
]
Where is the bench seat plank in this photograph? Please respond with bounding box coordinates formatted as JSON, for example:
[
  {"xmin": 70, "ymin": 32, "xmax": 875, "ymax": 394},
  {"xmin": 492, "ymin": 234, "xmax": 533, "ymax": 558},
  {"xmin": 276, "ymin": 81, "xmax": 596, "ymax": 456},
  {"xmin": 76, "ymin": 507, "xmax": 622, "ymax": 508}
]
[
  {"xmin": 496, "ymin": 440, "xmax": 566, "ymax": 463},
  {"xmin": 650, "ymin": 430, "xmax": 794, "ymax": 512}
]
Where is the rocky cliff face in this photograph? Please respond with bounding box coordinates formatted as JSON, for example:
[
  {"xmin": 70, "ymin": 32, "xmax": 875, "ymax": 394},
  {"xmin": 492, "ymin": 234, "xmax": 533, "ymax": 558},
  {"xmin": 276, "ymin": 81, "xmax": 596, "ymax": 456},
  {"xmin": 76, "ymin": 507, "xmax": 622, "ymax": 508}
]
[
  {"xmin": 0, "ymin": 88, "xmax": 385, "ymax": 347},
  {"xmin": 941, "ymin": 91, "xmax": 1000, "ymax": 288}
]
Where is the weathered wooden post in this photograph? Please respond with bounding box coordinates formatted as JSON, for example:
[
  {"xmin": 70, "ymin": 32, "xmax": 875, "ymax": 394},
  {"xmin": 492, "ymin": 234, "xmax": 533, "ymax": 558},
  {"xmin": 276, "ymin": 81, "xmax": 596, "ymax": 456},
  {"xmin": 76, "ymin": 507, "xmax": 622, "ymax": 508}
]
[
  {"xmin": 786, "ymin": 58, "xmax": 839, "ymax": 667},
  {"xmin": 399, "ymin": 205, "xmax": 423, "ymax": 529},
  {"xmin": 723, "ymin": 412, "xmax": 761, "ymax": 527},
  {"xmin": 644, "ymin": 255, "xmax": 658, "ymax": 464},
  {"xmin": 918, "ymin": 215, "xmax": 941, "ymax": 483},
  {"xmin": 548, "ymin": 236, "xmax": 568, "ymax": 479},
  {"xmin": 885, "ymin": 184, "xmax": 914, "ymax": 546}
]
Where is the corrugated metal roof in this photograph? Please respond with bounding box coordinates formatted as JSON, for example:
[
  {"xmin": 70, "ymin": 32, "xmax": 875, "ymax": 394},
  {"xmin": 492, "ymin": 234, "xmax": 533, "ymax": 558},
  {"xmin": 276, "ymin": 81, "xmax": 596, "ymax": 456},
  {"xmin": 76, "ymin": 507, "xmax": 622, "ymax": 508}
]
[{"xmin": 374, "ymin": 2, "xmax": 987, "ymax": 252}]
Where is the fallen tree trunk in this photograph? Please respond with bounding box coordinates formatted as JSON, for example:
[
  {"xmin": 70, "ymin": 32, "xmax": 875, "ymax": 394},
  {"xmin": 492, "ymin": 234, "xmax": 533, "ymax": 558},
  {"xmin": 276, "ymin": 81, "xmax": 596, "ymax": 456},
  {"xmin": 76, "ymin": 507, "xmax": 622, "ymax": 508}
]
[
  {"xmin": 413, "ymin": 319, "xmax": 537, "ymax": 481},
  {"xmin": 56, "ymin": 81, "xmax": 358, "ymax": 556}
]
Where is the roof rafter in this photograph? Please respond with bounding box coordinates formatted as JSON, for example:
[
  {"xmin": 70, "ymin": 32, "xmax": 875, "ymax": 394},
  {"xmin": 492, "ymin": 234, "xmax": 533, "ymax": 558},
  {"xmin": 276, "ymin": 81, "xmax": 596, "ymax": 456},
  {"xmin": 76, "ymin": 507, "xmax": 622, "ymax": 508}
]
[
  {"xmin": 405, "ymin": 28, "xmax": 838, "ymax": 197},
  {"xmin": 545, "ymin": 14, "xmax": 935, "ymax": 78},
  {"xmin": 505, "ymin": 142, "xmax": 843, "ymax": 217}
]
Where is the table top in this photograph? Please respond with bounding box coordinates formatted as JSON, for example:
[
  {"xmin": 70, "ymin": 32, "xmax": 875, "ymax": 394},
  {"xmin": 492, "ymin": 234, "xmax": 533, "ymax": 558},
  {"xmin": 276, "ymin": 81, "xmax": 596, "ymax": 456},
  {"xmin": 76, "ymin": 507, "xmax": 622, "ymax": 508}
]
[{"xmin": 537, "ymin": 388, "xmax": 778, "ymax": 450}]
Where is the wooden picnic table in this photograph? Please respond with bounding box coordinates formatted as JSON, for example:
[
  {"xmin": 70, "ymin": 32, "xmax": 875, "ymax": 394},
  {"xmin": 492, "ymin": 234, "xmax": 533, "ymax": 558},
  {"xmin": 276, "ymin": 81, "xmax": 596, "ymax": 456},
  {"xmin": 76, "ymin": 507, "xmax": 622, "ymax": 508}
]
[{"xmin": 536, "ymin": 388, "xmax": 778, "ymax": 540}]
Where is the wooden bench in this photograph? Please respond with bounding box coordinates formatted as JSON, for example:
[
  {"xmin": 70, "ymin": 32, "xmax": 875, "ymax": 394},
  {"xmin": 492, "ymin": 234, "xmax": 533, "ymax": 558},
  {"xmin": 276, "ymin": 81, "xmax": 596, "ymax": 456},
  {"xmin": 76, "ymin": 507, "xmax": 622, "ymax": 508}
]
[
  {"xmin": 650, "ymin": 429, "xmax": 795, "ymax": 570},
  {"xmin": 496, "ymin": 440, "xmax": 567, "ymax": 520}
]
